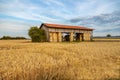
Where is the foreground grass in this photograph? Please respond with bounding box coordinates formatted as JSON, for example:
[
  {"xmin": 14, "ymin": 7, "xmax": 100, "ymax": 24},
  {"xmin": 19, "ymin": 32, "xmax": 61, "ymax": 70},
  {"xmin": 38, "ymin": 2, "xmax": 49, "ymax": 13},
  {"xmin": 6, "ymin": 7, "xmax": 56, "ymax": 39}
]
[{"xmin": 0, "ymin": 40, "xmax": 120, "ymax": 80}]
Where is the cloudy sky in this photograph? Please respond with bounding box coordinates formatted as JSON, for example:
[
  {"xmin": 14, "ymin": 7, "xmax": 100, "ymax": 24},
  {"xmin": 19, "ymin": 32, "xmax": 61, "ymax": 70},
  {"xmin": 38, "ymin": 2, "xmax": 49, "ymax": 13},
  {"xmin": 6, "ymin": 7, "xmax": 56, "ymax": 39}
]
[{"xmin": 0, "ymin": 0, "xmax": 120, "ymax": 38}]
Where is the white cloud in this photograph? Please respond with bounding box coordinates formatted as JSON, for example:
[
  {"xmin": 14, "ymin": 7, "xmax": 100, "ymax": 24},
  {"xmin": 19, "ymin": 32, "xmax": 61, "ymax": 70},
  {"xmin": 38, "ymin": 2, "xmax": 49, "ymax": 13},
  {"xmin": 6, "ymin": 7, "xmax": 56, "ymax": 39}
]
[
  {"xmin": 0, "ymin": 19, "xmax": 30, "ymax": 31},
  {"xmin": 0, "ymin": 0, "xmax": 119, "ymax": 36},
  {"xmin": 75, "ymin": 0, "xmax": 116, "ymax": 16},
  {"xmin": 42, "ymin": 0, "xmax": 65, "ymax": 7},
  {"xmin": 0, "ymin": 0, "xmax": 62, "ymax": 22}
]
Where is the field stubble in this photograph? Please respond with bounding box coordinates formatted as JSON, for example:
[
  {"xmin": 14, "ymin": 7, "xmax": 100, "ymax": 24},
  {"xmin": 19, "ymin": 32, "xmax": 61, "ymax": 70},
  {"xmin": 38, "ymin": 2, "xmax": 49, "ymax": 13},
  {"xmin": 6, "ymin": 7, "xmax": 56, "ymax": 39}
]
[{"xmin": 0, "ymin": 40, "xmax": 120, "ymax": 80}]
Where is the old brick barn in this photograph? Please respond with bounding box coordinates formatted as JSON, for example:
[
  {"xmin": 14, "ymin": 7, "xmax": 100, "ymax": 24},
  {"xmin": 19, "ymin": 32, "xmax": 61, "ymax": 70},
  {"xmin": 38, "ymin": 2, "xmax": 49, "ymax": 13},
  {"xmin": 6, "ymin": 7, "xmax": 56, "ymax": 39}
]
[{"xmin": 40, "ymin": 23, "xmax": 94, "ymax": 42}]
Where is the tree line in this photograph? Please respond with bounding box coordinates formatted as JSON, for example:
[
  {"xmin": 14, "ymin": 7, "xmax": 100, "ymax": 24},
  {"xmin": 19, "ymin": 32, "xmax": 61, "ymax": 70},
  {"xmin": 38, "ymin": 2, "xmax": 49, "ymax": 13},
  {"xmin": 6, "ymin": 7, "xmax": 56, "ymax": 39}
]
[
  {"xmin": 0, "ymin": 26, "xmax": 46, "ymax": 42},
  {"xmin": 0, "ymin": 36, "xmax": 26, "ymax": 40}
]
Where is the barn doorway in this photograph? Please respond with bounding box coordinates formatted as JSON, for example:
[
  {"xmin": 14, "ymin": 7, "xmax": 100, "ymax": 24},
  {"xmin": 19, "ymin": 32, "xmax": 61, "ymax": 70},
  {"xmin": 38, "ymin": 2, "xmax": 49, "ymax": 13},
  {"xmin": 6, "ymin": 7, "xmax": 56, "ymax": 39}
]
[
  {"xmin": 74, "ymin": 33, "xmax": 84, "ymax": 41},
  {"xmin": 62, "ymin": 32, "xmax": 70, "ymax": 42}
]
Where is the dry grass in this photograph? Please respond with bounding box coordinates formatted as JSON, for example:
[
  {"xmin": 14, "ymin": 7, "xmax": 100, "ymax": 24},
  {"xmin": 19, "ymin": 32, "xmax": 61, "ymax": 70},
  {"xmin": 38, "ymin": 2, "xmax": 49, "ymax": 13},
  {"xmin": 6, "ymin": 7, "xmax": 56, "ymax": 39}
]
[
  {"xmin": 93, "ymin": 38, "xmax": 120, "ymax": 42},
  {"xmin": 0, "ymin": 40, "xmax": 120, "ymax": 80}
]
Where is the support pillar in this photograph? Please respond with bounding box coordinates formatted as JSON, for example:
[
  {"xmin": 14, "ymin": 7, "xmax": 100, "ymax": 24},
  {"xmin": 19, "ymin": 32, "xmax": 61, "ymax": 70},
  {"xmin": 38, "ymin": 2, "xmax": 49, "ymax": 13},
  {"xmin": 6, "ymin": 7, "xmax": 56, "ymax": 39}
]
[
  {"xmin": 79, "ymin": 34, "xmax": 82, "ymax": 41},
  {"xmin": 88, "ymin": 33, "xmax": 90, "ymax": 40},
  {"xmin": 53, "ymin": 32, "xmax": 57, "ymax": 42},
  {"xmin": 70, "ymin": 32, "xmax": 74, "ymax": 42},
  {"xmin": 58, "ymin": 32, "xmax": 62, "ymax": 42},
  {"xmin": 49, "ymin": 32, "xmax": 53, "ymax": 42},
  {"xmin": 84, "ymin": 32, "xmax": 90, "ymax": 41},
  {"xmin": 83, "ymin": 33, "xmax": 87, "ymax": 41}
]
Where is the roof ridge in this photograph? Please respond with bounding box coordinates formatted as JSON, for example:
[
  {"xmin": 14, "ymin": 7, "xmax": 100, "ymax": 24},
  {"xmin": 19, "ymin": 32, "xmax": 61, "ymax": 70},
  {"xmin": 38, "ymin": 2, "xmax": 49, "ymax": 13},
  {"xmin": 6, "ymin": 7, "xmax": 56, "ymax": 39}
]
[
  {"xmin": 44, "ymin": 23, "xmax": 84, "ymax": 27},
  {"xmin": 42, "ymin": 23, "xmax": 94, "ymax": 30}
]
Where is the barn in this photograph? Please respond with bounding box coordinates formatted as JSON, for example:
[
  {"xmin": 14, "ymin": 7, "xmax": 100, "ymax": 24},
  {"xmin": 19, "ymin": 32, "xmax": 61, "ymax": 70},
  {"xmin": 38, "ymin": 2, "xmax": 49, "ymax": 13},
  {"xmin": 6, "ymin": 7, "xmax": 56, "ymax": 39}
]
[{"xmin": 40, "ymin": 23, "xmax": 94, "ymax": 42}]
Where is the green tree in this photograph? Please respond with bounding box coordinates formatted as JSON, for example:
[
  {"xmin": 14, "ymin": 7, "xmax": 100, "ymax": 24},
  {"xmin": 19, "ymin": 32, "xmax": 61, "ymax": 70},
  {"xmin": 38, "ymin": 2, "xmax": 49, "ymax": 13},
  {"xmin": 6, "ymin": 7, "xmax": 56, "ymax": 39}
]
[
  {"xmin": 106, "ymin": 34, "xmax": 111, "ymax": 37},
  {"xmin": 28, "ymin": 26, "xmax": 46, "ymax": 42},
  {"xmin": 1, "ymin": 36, "xmax": 11, "ymax": 40}
]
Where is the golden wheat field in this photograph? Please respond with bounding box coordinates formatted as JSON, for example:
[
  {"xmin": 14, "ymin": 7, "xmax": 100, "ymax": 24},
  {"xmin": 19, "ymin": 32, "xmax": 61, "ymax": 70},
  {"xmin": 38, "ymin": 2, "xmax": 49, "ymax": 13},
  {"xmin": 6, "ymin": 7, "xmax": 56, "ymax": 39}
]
[{"xmin": 0, "ymin": 40, "xmax": 120, "ymax": 80}]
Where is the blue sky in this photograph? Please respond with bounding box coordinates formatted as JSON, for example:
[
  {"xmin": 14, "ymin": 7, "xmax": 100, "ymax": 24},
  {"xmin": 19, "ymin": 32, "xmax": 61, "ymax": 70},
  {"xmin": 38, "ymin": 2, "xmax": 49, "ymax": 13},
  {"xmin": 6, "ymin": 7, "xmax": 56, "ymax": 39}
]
[{"xmin": 0, "ymin": 0, "xmax": 120, "ymax": 38}]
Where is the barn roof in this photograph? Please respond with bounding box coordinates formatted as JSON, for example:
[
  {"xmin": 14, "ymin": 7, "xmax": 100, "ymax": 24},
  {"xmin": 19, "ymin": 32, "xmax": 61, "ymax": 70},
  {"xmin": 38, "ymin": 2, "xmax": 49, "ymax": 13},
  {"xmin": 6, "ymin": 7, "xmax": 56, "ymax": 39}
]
[{"xmin": 40, "ymin": 23, "xmax": 94, "ymax": 31}]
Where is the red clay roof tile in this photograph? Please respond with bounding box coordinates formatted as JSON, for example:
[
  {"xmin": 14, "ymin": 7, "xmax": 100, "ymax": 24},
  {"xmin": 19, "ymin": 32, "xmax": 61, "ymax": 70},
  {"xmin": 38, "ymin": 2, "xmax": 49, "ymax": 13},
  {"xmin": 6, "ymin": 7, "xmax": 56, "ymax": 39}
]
[{"xmin": 42, "ymin": 23, "xmax": 94, "ymax": 30}]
